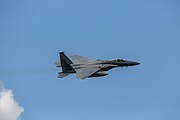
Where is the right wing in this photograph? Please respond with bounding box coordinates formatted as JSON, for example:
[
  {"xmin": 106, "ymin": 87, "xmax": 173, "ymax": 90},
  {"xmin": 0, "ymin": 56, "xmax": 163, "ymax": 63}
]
[
  {"xmin": 70, "ymin": 54, "xmax": 94, "ymax": 63},
  {"xmin": 75, "ymin": 67, "xmax": 101, "ymax": 80}
]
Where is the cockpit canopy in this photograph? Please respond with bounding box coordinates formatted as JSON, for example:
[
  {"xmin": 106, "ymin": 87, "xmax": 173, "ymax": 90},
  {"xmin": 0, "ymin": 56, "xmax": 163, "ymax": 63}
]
[{"xmin": 116, "ymin": 59, "xmax": 126, "ymax": 62}]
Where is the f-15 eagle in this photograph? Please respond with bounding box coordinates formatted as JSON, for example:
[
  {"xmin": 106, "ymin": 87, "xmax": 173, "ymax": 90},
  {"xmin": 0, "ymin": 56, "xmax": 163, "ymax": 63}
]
[{"xmin": 55, "ymin": 52, "xmax": 140, "ymax": 80}]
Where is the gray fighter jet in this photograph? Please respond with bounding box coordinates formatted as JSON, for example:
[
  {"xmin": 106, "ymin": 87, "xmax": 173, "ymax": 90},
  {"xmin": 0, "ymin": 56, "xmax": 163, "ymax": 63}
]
[{"xmin": 55, "ymin": 52, "xmax": 140, "ymax": 80}]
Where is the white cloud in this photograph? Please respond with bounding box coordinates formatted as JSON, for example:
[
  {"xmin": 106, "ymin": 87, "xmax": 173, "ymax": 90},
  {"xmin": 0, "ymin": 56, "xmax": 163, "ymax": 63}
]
[{"xmin": 0, "ymin": 83, "xmax": 24, "ymax": 120}]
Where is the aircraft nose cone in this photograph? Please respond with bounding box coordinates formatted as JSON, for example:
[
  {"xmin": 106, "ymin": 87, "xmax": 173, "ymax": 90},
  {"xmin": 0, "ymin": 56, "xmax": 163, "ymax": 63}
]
[
  {"xmin": 133, "ymin": 61, "xmax": 140, "ymax": 66},
  {"xmin": 129, "ymin": 61, "xmax": 140, "ymax": 66}
]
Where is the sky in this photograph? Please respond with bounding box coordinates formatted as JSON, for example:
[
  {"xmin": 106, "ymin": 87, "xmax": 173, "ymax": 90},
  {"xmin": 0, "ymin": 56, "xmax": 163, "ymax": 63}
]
[{"xmin": 0, "ymin": 0, "xmax": 180, "ymax": 120}]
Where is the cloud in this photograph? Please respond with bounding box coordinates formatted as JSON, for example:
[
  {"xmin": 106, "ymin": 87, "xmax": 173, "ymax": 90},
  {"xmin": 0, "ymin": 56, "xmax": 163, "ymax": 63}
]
[{"xmin": 0, "ymin": 83, "xmax": 24, "ymax": 120}]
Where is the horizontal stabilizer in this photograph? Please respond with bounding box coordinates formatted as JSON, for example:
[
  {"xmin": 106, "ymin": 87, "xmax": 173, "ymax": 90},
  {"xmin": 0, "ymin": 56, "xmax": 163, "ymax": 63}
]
[
  {"xmin": 58, "ymin": 72, "xmax": 69, "ymax": 78},
  {"xmin": 54, "ymin": 62, "xmax": 61, "ymax": 67}
]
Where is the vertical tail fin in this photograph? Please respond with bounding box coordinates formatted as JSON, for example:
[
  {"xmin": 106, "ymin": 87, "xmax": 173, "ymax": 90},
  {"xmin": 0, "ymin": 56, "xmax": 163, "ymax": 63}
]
[{"xmin": 59, "ymin": 52, "xmax": 75, "ymax": 73}]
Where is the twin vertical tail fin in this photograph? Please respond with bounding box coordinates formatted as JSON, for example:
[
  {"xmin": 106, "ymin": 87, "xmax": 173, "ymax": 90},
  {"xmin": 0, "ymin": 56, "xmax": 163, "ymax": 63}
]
[{"xmin": 59, "ymin": 52, "xmax": 75, "ymax": 73}]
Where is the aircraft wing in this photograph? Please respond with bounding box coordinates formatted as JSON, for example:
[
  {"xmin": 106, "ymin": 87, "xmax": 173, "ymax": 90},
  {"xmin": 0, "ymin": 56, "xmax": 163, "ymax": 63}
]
[
  {"xmin": 70, "ymin": 54, "xmax": 94, "ymax": 63},
  {"xmin": 75, "ymin": 67, "xmax": 101, "ymax": 80}
]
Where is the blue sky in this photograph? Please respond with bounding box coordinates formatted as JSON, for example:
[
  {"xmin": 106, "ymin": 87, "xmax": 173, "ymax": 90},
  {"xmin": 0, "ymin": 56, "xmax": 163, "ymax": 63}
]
[{"xmin": 0, "ymin": 0, "xmax": 180, "ymax": 120}]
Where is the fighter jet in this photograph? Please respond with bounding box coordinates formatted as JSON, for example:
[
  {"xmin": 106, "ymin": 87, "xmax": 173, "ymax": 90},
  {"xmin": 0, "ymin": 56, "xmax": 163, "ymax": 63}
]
[{"xmin": 55, "ymin": 52, "xmax": 140, "ymax": 80}]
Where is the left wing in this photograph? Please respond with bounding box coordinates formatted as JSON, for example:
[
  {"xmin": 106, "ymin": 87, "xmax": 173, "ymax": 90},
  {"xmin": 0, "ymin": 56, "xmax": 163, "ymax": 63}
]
[
  {"xmin": 75, "ymin": 67, "xmax": 101, "ymax": 80},
  {"xmin": 70, "ymin": 54, "xmax": 94, "ymax": 63}
]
